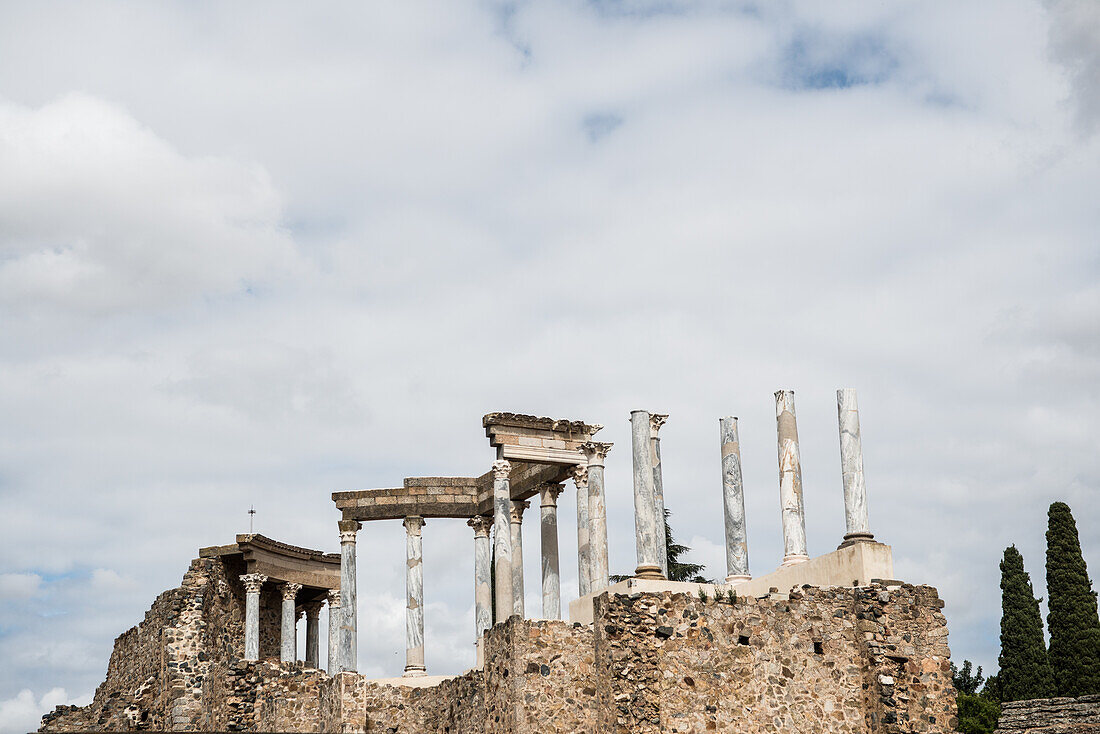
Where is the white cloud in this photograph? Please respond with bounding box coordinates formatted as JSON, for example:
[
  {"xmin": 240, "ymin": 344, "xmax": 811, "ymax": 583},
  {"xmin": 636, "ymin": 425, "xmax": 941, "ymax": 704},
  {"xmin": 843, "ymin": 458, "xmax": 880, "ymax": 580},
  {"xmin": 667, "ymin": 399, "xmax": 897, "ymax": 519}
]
[
  {"xmin": 0, "ymin": 688, "xmax": 90, "ymax": 734},
  {"xmin": 0, "ymin": 574, "xmax": 41, "ymax": 600}
]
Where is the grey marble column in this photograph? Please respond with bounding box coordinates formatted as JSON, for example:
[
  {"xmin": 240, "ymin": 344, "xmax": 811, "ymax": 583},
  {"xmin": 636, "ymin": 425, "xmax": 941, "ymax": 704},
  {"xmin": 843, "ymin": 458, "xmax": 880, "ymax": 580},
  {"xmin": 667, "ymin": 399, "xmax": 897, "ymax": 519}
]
[
  {"xmin": 326, "ymin": 589, "xmax": 341, "ymax": 674},
  {"xmin": 338, "ymin": 519, "xmax": 361, "ymax": 671},
  {"xmin": 468, "ymin": 515, "xmax": 492, "ymax": 664},
  {"xmin": 492, "ymin": 460, "xmax": 514, "ymax": 624},
  {"xmin": 775, "ymin": 390, "xmax": 809, "ymax": 565},
  {"xmin": 581, "ymin": 442, "xmax": 613, "ymax": 592},
  {"xmin": 241, "ymin": 573, "xmax": 267, "ymax": 660},
  {"xmin": 837, "ymin": 388, "xmax": 874, "ymax": 546},
  {"xmin": 538, "ymin": 484, "xmax": 563, "ymax": 619},
  {"xmin": 510, "ymin": 500, "xmax": 529, "ymax": 618},
  {"xmin": 403, "ymin": 515, "xmax": 427, "ymax": 677},
  {"xmin": 649, "ymin": 414, "xmax": 669, "ymax": 578},
  {"xmin": 304, "ymin": 601, "xmax": 322, "ymax": 668},
  {"xmin": 281, "ymin": 582, "xmax": 302, "ymax": 663},
  {"xmin": 630, "ymin": 410, "xmax": 665, "ymax": 579},
  {"xmin": 720, "ymin": 417, "xmax": 751, "ymax": 582},
  {"xmin": 572, "ymin": 465, "xmax": 591, "ymax": 596}
]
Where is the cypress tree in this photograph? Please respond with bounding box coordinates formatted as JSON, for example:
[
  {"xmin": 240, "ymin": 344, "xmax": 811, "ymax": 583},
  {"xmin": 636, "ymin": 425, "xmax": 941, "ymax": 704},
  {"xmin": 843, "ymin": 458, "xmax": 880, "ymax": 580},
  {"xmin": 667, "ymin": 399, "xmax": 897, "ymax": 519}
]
[
  {"xmin": 1046, "ymin": 502, "xmax": 1100, "ymax": 696},
  {"xmin": 998, "ymin": 545, "xmax": 1056, "ymax": 700}
]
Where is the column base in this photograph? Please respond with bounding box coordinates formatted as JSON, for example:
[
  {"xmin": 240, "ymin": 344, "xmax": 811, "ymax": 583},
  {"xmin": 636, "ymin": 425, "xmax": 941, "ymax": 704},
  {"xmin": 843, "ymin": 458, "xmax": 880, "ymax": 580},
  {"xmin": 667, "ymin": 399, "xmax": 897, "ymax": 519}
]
[
  {"xmin": 724, "ymin": 574, "xmax": 752, "ymax": 583},
  {"xmin": 837, "ymin": 533, "xmax": 875, "ymax": 549},
  {"xmin": 633, "ymin": 564, "xmax": 665, "ymax": 580},
  {"xmin": 781, "ymin": 554, "xmax": 810, "ymax": 566},
  {"xmin": 403, "ymin": 667, "xmax": 427, "ymax": 677}
]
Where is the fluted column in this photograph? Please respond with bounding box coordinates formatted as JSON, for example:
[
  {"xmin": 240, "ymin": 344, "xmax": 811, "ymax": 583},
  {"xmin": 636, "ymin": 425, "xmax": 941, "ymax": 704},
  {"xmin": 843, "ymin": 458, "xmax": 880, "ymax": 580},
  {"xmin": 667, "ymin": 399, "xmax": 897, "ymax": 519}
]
[
  {"xmin": 573, "ymin": 465, "xmax": 591, "ymax": 596},
  {"xmin": 338, "ymin": 519, "xmax": 361, "ymax": 671},
  {"xmin": 303, "ymin": 601, "xmax": 322, "ymax": 668},
  {"xmin": 582, "ymin": 442, "xmax": 613, "ymax": 592},
  {"xmin": 403, "ymin": 515, "xmax": 427, "ymax": 677},
  {"xmin": 775, "ymin": 390, "xmax": 809, "ymax": 565},
  {"xmin": 630, "ymin": 410, "xmax": 664, "ymax": 579},
  {"xmin": 468, "ymin": 515, "xmax": 492, "ymax": 665},
  {"xmin": 326, "ymin": 589, "xmax": 341, "ymax": 673},
  {"xmin": 837, "ymin": 388, "xmax": 874, "ymax": 546},
  {"xmin": 510, "ymin": 501, "xmax": 529, "ymax": 617},
  {"xmin": 720, "ymin": 417, "xmax": 751, "ymax": 582},
  {"xmin": 650, "ymin": 414, "xmax": 669, "ymax": 578},
  {"xmin": 538, "ymin": 484, "xmax": 564, "ymax": 619},
  {"xmin": 240, "ymin": 573, "xmax": 267, "ymax": 660},
  {"xmin": 281, "ymin": 582, "xmax": 302, "ymax": 663},
  {"xmin": 492, "ymin": 460, "xmax": 514, "ymax": 624}
]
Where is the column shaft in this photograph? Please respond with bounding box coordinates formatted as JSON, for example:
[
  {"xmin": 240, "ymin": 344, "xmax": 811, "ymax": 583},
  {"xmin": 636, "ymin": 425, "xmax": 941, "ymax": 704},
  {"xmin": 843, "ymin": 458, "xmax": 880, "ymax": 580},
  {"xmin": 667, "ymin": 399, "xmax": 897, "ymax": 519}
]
[
  {"xmin": 326, "ymin": 589, "xmax": 341, "ymax": 674},
  {"xmin": 404, "ymin": 516, "xmax": 426, "ymax": 676},
  {"xmin": 241, "ymin": 574, "xmax": 267, "ymax": 661},
  {"xmin": 281, "ymin": 583, "xmax": 302, "ymax": 663},
  {"xmin": 469, "ymin": 516, "xmax": 492, "ymax": 666},
  {"xmin": 539, "ymin": 485, "xmax": 563, "ymax": 619},
  {"xmin": 582, "ymin": 442, "xmax": 613, "ymax": 592},
  {"xmin": 838, "ymin": 388, "xmax": 874, "ymax": 546},
  {"xmin": 304, "ymin": 603, "xmax": 322, "ymax": 668},
  {"xmin": 492, "ymin": 460, "xmax": 514, "ymax": 624},
  {"xmin": 720, "ymin": 417, "xmax": 751, "ymax": 582},
  {"xmin": 775, "ymin": 390, "xmax": 809, "ymax": 564},
  {"xmin": 338, "ymin": 520, "xmax": 361, "ymax": 671},
  {"xmin": 650, "ymin": 415, "xmax": 669, "ymax": 578},
  {"xmin": 630, "ymin": 410, "xmax": 664, "ymax": 579},
  {"xmin": 573, "ymin": 466, "xmax": 591, "ymax": 596},
  {"xmin": 510, "ymin": 501, "xmax": 529, "ymax": 618}
]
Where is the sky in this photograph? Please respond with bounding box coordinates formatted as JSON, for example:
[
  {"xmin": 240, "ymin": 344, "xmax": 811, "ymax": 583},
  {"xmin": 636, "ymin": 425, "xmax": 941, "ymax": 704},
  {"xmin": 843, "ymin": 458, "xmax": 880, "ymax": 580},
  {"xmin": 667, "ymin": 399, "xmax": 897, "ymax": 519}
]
[{"xmin": 1, "ymin": 0, "xmax": 1099, "ymax": 730}]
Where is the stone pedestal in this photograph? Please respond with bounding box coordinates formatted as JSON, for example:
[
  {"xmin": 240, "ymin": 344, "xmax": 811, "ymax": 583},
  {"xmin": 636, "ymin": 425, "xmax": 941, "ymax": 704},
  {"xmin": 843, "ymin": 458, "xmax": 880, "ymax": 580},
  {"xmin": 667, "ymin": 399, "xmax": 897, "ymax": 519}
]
[
  {"xmin": 720, "ymin": 417, "xmax": 751, "ymax": 583},
  {"xmin": 630, "ymin": 410, "xmax": 665, "ymax": 579},
  {"xmin": 573, "ymin": 465, "xmax": 591, "ymax": 596},
  {"xmin": 775, "ymin": 391, "xmax": 809, "ymax": 565},
  {"xmin": 281, "ymin": 582, "xmax": 302, "ymax": 663},
  {"xmin": 650, "ymin": 414, "xmax": 669, "ymax": 578},
  {"xmin": 338, "ymin": 519, "xmax": 361, "ymax": 671},
  {"xmin": 538, "ymin": 484, "xmax": 563, "ymax": 620},
  {"xmin": 240, "ymin": 573, "xmax": 267, "ymax": 661},
  {"xmin": 492, "ymin": 460, "xmax": 514, "ymax": 624},
  {"xmin": 326, "ymin": 589, "xmax": 341, "ymax": 674},
  {"xmin": 403, "ymin": 516, "xmax": 427, "ymax": 677},
  {"xmin": 582, "ymin": 442, "xmax": 613, "ymax": 592},
  {"xmin": 468, "ymin": 515, "xmax": 492, "ymax": 664},
  {"xmin": 837, "ymin": 388, "xmax": 874, "ymax": 547},
  {"xmin": 303, "ymin": 601, "xmax": 322, "ymax": 668}
]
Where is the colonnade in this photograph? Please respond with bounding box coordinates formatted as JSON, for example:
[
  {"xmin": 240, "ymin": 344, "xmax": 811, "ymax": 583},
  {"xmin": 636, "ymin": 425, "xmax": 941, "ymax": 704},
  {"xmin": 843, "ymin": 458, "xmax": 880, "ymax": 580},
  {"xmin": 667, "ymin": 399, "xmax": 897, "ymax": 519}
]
[{"xmin": 239, "ymin": 574, "xmax": 340, "ymax": 671}]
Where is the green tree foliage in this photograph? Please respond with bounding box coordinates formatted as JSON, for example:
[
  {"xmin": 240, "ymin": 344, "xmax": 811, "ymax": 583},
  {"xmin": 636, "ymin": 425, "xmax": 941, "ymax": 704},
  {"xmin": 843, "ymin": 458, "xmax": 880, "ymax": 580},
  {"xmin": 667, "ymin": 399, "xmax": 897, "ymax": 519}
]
[
  {"xmin": 952, "ymin": 661, "xmax": 1001, "ymax": 733},
  {"xmin": 611, "ymin": 509, "xmax": 708, "ymax": 583},
  {"xmin": 952, "ymin": 660, "xmax": 985, "ymax": 695},
  {"xmin": 1046, "ymin": 502, "xmax": 1100, "ymax": 696},
  {"xmin": 997, "ymin": 545, "xmax": 1056, "ymax": 701}
]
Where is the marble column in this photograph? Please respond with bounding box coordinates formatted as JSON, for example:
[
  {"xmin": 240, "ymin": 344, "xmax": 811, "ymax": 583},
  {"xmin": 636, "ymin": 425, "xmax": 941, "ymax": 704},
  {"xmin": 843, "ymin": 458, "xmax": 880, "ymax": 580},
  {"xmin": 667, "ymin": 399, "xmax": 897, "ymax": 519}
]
[
  {"xmin": 572, "ymin": 465, "xmax": 591, "ymax": 596},
  {"xmin": 281, "ymin": 582, "xmax": 302, "ymax": 663},
  {"xmin": 581, "ymin": 442, "xmax": 613, "ymax": 592},
  {"xmin": 403, "ymin": 515, "xmax": 427, "ymax": 677},
  {"xmin": 326, "ymin": 589, "xmax": 341, "ymax": 674},
  {"xmin": 510, "ymin": 500, "xmax": 529, "ymax": 618},
  {"xmin": 304, "ymin": 601, "xmax": 322, "ymax": 668},
  {"xmin": 468, "ymin": 515, "xmax": 492, "ymax": 665},
  {"xmin": 338, "ymin": 519, "xmax": 361, "ymax": 671},
  {"xmin": 775, "ymin": 390, "xmax": 809, "ymax": 565},
  {"xmin": 720, "ymin": 417, "xmax": 751, "ymax": 582},
  {"xmin": 630, "ymin": 410, "xmax": 664, "ymax": 579},
  {"xmin": 650, "ymin": 414, "xmax": 669, "ymax": 578},
  {"xmin": 837, "ymin": 388, "xmax": 874, "ymax": 546},
  {"xmin": 538, "ymin": 484, "xmax": 564, "ymax": 619},
  {"xmin": 492, "ymin": 460, "xmax": 514, "ymax": 624},
  {"xmin": 241, "ymin": 573, "xmax": 267, "ymax": 660}
]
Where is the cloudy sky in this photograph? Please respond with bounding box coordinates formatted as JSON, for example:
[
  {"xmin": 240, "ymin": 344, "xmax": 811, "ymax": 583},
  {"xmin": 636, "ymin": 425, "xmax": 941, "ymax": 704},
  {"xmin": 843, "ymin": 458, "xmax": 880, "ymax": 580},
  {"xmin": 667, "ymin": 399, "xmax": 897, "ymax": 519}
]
[{"xmin": 1, "ymin": 0, "xmax": 1099, "ymax": 730}]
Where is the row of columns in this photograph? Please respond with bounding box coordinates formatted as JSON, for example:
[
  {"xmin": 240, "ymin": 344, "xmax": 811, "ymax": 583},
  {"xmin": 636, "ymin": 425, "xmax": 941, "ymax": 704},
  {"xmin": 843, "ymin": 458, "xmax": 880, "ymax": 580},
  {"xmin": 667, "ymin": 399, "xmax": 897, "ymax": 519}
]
[{"xmin": 240, "ymin": 573, "xmax": 340, "ymax": 670}]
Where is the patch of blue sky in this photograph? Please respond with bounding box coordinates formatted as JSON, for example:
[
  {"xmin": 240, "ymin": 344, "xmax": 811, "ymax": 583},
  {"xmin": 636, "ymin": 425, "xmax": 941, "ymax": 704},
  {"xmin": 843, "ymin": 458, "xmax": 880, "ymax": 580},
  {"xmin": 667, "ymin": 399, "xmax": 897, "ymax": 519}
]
[
  {"xmin": 582, "ymin": 113, "xmax": 624, "ymax": 142},
  {"xmin": 779, "ymin": 29, "xmax": 899, "ymax": 91}
]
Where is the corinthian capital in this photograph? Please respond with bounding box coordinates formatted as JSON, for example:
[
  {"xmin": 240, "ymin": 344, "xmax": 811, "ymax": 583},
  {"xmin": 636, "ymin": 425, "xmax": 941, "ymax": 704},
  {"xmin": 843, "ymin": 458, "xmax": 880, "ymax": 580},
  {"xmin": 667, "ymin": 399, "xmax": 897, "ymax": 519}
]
[
  {"xmin": 509, "ymin": 500, "xmax": 530, "ymax": 524},
  {"xmin": 491, "ymin": 459, "xmax": 512, "ymax": 480},
  {"xmin": 282, "ymin": 582, "xmax": 303, "ymax": 601},
  {"xmin": 240, "ymin": 573, "xmax": 267, "ymax": 595},
  {"xmin": 649, "ymin": 413, "xmax": 669, "ymax": 438},
  {"xmin": 581, "ymin": 441, "xmax": 613, "ymax": 466},
  {"xmin": 327, "ymin": 588, "xmax": 341, "ymax": 607},
  {"xmin": 467, "ymin": 515, "xmax": 492, "ymax": 537},
  {"xmin": 539, "ymin": 483, "xmax": 565, "ymax": 507},
  {"xmin": 571, "ymin": 464, "xmax": 588, "ymax": 488},
  {"xmin": 338, "ymin": 519, "xmax": 361, "ymax": 544},
  {"xmin": 403, "ymin": 515, "xmax": 425, "ymax": 535}
]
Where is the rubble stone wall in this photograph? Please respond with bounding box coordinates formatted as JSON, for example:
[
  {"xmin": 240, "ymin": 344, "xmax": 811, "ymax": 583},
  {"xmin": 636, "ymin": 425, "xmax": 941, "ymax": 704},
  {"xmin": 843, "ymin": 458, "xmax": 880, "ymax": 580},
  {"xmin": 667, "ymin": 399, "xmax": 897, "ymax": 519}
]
[{"xmin": 995, "ymin": 694, "xmax": 1100, "ymax": 733}]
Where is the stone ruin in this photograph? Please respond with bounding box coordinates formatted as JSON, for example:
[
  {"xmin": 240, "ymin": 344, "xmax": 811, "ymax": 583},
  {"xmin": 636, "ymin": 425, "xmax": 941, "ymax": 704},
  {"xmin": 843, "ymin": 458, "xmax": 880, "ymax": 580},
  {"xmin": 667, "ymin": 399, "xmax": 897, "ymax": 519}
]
[{"xmin": 40, "ymin": 389, "xmax": 960, "ymax": 732}]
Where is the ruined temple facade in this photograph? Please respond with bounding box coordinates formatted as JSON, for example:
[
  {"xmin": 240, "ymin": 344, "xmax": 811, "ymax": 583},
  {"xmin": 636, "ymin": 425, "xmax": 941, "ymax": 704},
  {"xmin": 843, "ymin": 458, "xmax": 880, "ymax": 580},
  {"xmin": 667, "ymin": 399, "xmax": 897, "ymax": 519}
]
[{"xmin": 41, "ymin": 391, "xmax": 960, "ymax": 732}]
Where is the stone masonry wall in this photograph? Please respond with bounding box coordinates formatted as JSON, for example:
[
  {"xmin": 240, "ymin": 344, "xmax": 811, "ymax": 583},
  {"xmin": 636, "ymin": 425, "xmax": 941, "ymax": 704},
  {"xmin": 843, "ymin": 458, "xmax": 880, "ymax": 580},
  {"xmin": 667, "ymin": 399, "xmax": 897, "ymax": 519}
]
[{"xmin": 995, "ymin": 695, "xmax": 1100, "ymax": 734}]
